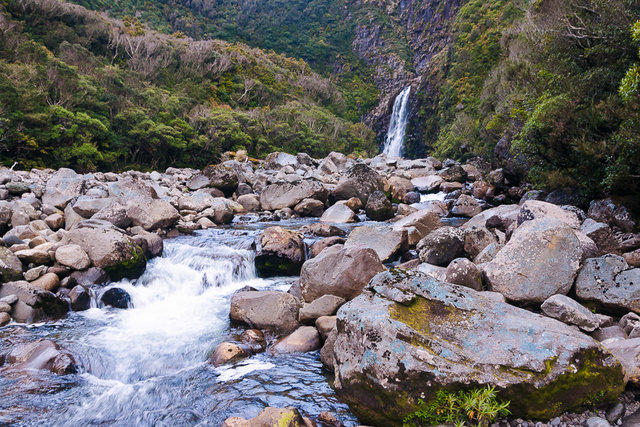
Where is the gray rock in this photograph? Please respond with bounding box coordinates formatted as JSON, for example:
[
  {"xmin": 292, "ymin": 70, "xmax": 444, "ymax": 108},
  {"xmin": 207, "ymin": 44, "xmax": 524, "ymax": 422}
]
[
  {"xmin": 0, "ymin": 280, "xmax": 68, "ymax": 323},
  {"xmin": 463, "ymin": 225, "xmax": 498, "ymax": 258},
  {"xmin": 72, "ymin": 196, "xmax": 113, "ymax": 217},
  {"xmin": 202, "ymin": 164, "xmax": 239, "ymax": 196},
  {"xmin": 592, "ymin": 326, "xmax": 628, "ymax": 342},
  {"xmin": 254, "ymin": 227, "xmax": 306, "ymax": 277},
  {"xmin": 69, "ymin": 267, "xmax": 109, "ymax": 287},
  {"xmin": 601, "ymin": 338, "xmax": 640, "ymax": 384},
  {"xmin": 451, "ymin": 194, "xmax": 482, "ymax": 217},
  {"xmin": 69, "ymin": 285, "xmax": 91, "ymax": 311},
  {"xmin": 299, "ymin": 245, "xmax": 385, "ymax": 302},
  {"xmin": 417, "ymin": 226, "xmax": 464, "ymax": 267},
  {"xmin": 444, "ymin": 258, "xmax": 483, "ymax": 291},
  {"xmin": 126, "ymin": 198, "xmax": 179, "ymax": 231},
  {"xmin": 606, "ymin": 403, "xmax": 626, "ymax": 424},
  {"xmin": 0, "ymin": 246, "xmax": 23, "ymax": 282},
  {"xmin": 229, "ymin": 290, "xmax": 301, "ymax": 333},
  {"xmin": 588, "ymin": 198, "xmax": 636, "ymax": 233},
  {"xmin": 344, "ymin": 225, "xmax": 406, "ymax": 263},
  {"xmin": 581, "ymin": 219, "xmax": 620, "ymax": 255},
  {"xmin": 541, "ymin": 294, "xmax": 600, "ymax": 332},
  {"xmin": 42, "ymin": 168, "xmax": 86, "ymax": 209},
  {"xmin": 411, "ymin": 175, "xmax": 443, "ymax": 192},
  {"xmin": 299, "ymin": 295, "xmax": 345, "ymax": 324},
  {"xmin": 365, "ymin": 191, "xmax": 394, "ymax": 222},
  {"xmin": 586, "ymin": 417, "xmax": 611, "ymax": 427},
  {"xmin": 392, "ymin": 209, "xmax": 441, "ymax": 246},
  {"xmin": 575, "ymin": 255, "xmax": 640, "ymax": 315},
  {"xmin": 332, "ymin": 163, "xmax": 384, "ymax": 205},
  {"xmin": 483, "ymin": 218, "xmax": 583, "ymax": 303},
  {"xmin": 270, "ymin": 326, "xmax": 322, "ymax": 354},
  {"xmin": 333, "ymin": 270, "xmax": 625, "ymax": 425},
  {"xmin": 518, "ymin": 200, "xmax": 581, "ymax": 229},
  {"xmin": 55, "ymin": 244, "xmax": 91, "ymax": 270},
  {"xmin": 320, "ymin": 203, "xmax": 359, "ymax": 223},
  {"xmin": 293, "ymin": 198, "xmax": 324, "ymax": 217},
  {"xmin": 260, "ymin": 180, "xmax": 327, "ymax": 211}
]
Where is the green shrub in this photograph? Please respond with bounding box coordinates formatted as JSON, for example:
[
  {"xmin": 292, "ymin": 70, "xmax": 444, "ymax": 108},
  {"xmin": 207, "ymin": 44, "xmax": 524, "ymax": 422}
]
[{"xmin": 403, "ymin": 386, "xmax": 511, "ymax": 427}]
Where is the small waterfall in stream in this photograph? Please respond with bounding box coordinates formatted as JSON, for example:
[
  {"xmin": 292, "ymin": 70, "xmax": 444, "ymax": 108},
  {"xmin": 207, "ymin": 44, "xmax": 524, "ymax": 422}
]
[{"xmin": 382, "ymin": 86, "xmax": 411, "ymax": 158}]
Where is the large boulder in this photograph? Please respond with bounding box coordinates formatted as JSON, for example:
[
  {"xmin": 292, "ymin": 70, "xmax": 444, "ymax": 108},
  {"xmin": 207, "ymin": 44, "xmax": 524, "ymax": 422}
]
[
  {"xmin": 575, "ymin": 255, "xmax": 640, "ymax": 315},
  {"xmin": 254, "ymin": 227, "xmax": 306, "ymax": 277},
  {"xmin": 299, "ymin": 245, "xmax": 385, "ymax": 302},
  {"xmin": 365, "ymin": 191, "xmax": 394, "ymax": 222},
  {"xmin": 229, "ymin": 290, "xmax": 301, "ymax": 333},
  {"xmin": 483, "ymin": 218, "xmax": 583, "ymax": 304},
  {"xmin": 451, "ymin": 194, "xmax": 482, "ymax": 217},
  {"xmin": 42, "ymin": 168, "xmax": 86, "ymax": 209},
  {"xmin": 299, "ymin": 295, "xmax": 345, "ymax": 324},
  {"xmin": 344, "ymin": 225, "xmax": 406, "ymax": 263},
  {"xmin": 417, "ymin": 226, "xmax": 464, "ymax": 267},
  {"xmin": 461, "ymin": 204, "xmax": 520, "ymax": 231},
  {"xmin": 333, "ymin": 270, "xmax": 626, "ymax": 425},
  {"xmin": 541, "ymin": 294, "xmax": 600, "ymax": 332},
  {"xmin": 221, "ymin": 407, "xmax": 308, "ymax": 427},
  {"xmin": 55, "ymin": 244, "xmax": 91, "ymax": 270},
  {"xmin": 125, "ymin": 198, "xmax": 179, "ymax": 231},
  {"xmin": 60, "ymin": 220, "xmax": 146, "ymax": 281},
  {"xmin": 392, "ymin": 210, "xmax": 441, "ymax": 246},
  {"xmin": 601, "ymin": 338, "xmax": 640, "ymax": 384},
  {"xmin": 260, "ymin": 180, "xmax": 327, "ymax": 211},
  {"xmin": 332, "ymin": 164, "xmax": 384, "ymax": 205},
  {"xmin": 0, "ymin": 280, "xmax": 68, "ymax": 323},
  {"xmin": 202, "ymin": 164, "xmax": 239, "ymax": 196},
  {"xmin": 518, "ymin": 200, "xmax": 581, "ymax": 229}
]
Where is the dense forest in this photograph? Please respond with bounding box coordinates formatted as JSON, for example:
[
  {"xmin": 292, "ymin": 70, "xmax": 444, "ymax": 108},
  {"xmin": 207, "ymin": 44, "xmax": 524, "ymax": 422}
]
[{"xmin": 1, "ymin": 0, "xmax": 640, "ymax": 200}]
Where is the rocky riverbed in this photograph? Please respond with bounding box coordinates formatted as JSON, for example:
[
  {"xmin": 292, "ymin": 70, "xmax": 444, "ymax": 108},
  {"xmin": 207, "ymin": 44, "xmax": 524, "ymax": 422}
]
[{"xmin": 0, "ymin": 151, "xmax": 640, "ymax": 426}]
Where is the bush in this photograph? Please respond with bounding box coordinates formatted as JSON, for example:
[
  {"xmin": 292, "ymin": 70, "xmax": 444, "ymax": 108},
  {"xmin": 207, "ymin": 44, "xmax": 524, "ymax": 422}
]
[{"xmin": 403, "ymin": 386, "xmax": 511, "ymax": 427}]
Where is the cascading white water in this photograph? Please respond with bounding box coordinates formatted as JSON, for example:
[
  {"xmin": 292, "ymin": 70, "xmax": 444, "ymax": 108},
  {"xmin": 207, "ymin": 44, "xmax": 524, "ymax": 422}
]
[{"xmin": 382, "ymin": 86, "xmax": 411, "ymax": 158}]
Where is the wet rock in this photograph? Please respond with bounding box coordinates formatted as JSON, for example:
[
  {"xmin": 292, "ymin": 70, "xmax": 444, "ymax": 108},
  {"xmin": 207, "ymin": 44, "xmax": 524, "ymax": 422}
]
[
  {"xmin": 451, "ymin": 194, "xmax": 482, "ymax": 217},
  {"xmin": 271, "ymin": 326, "xmax": 322, "ymax": 354},
  {"xmin": 365, "ymin": 191, "xmax": 394, "ymax": 222},
  {"xmin": 229, "ymin": 291, "xmax": 301, "ymax": 333},
  {"xmin": 240, "ymin": 329, "xmax": 266, "ymax": 353},
  {"xmin": 417, "ymin": 226, "xmax": 464, "ymax": 267},
  {"xmin": 209, "ymin": 342, "xmax": 250, "ymax": 367},
  {"xmin": 541, "ymin": 295, "xmax": 600, "ymax": 332},
  {"xmin": 333, "ymin": 270, "xmax": 625, "ymax": 425},
  {"xmin": 575, "ymin": 255, "xmax": 640, "ymax": 315},
  {"xmin": 0, "ymin": 246, "xmax": 23, "ymax": 282},
  {"xmin": 344, "ymin": 226, "xmax": 406, "ymax": 263},
  {"xmin": 483, "ymin": 218, "xmax": 583, "ymax": 304},
  {"xmin": 299, "ymin": 295, "xmax": 345, "ymax": 324},
  {"xmin": 260, "ymin": 180, "xmax": 327, "ymax": 211},
  {"xmin": 69, "ymin": 285, "xmax": 91, "ymax": 311},
  {"xmin": 317, "ymin": 412, "xmax": 344, "ymax": 427},
  {"xmin": 392, "ymin": 210, "xmax": 441, "ymax": 246},
  {"xmin": 294, "ymin": 198, "xmax": 325, "ymax": 217},
  {"xmin": 61, "ymin": 220, "xmax": 146, "ymax": 281},
  {"xmin": 55, "ymin": 244, "xmax": 91, "ymax": 270},
  {"xmin": 315, "ymin": 316, "xmax": 337, "ymax": 340},
  {"xmin": 319, "ymin": 203, "xmax": 359, "ymax": 223},
  {"xmin": 69, "ymin": 267, "xmax": 109, "ymax": 287},
  {"xmin": 42, "ymin": 168, "xmax": 86, "ymax": 209},
  {"xmin": 255, "ymin": 227, "xmax": 306, "ymax": 277},
  {"xmin": 222, "ymin": 407, "xmax": 308, "ymax": 427},
  {"xmin": 299, "ymin": 245, "xmax": 385, "ymax": 302},
  {"xmin": 0, "ymin": 280, "xmax": 68, "ymax": 323},
  {"xmin": 5, "ymin": 339, "xmax": 78, "ymax": 375},
  {"xmin": 443, "ymin": 258, "xmax": 483, "ymax": 291},
  {"xmin": 101, "ymin": 287, "xmax": 132, "ymax": 309},
  {"xmin": 310, "ymin": 236, "xmax": 345, "ymax": 258}
]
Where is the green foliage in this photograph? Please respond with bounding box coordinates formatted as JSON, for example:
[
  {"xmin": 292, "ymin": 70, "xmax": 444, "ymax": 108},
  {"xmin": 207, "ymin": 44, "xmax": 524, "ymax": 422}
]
[
  {"xmin": 620, "ymin": 20, "xmax": 640, "ymax": 100},
  {"xmin": 403, "ymin": 386, "xmax": 511, "ymax": 427},
  {"xmin": 0, "ymin": 0, "xmax": 376, "ymax": 172}
]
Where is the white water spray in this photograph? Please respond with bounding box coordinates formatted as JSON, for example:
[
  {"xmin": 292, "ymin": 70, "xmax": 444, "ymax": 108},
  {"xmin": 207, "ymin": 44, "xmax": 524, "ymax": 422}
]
[{"xmin": 382, "ymin": 86, "xmax": 411, "ymax": 158}]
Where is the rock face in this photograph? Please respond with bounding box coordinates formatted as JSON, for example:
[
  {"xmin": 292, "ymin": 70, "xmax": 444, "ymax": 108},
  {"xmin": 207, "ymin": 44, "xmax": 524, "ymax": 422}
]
[
  {"xmin": 333, "ymin": 270, "xmax": 626, "ymax": 425},
  {"xmin": 260, "ymin": 180, "xmax": 327, "ymax": 211},
  {"xmin": 344, "ymin": 226, "xmax": 406, "ymax": 263},
  {"xmin": 229, "ymin": 291, "xmax": 301, "ymax": 333},
  {"xmin": 60, "ymin": 220, "xmax": 146, "ymax": 281},
  {"xmin": 575, "ymin": 255, "xmax": 640, "ymax": 315},
  {"xmin": 254, "ymin": 227, "xmax": 306, "ymax": 277},
  {"xmin": 299, "ymin": 245, "xmax": 385, "ymax": 302},
  {"xmin": 483, "ymin": 218, "xmax": 583, "ymax": 304},
  {"xmin": 332, "ymin": 163, "xmax": 384, "ymax": 205}
]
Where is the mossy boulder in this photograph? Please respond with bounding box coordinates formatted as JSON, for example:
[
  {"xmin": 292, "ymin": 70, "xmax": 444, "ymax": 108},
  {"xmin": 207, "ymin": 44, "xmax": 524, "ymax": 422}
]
[{"xmin": 332, "ymin": 270, "xmax": 626, "ymax": 426}]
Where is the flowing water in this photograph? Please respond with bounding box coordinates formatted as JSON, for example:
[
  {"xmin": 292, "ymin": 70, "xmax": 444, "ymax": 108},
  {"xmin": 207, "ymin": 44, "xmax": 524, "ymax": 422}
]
[
  {"xmin": 0, "ymin": 219, "xmax": 359, "ymax": 426},
  {"xmin": 382, "ymin": 86, "xmax": 412, "ymax": 158}
]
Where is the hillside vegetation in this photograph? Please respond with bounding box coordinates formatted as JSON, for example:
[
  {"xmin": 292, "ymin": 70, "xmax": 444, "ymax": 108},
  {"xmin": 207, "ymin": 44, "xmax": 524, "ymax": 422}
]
[{"xmin": 0, "ymin": 0, "xmax": 376, "ymax": 171}]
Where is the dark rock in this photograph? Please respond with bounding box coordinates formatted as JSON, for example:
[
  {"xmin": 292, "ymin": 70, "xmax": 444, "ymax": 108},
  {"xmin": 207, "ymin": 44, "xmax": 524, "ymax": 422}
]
[
  {"xmin": 100, "ymin": 287, "xmax": 132, "ymax": 309},
  {"xmin": 589, "ymin": 198, "xmax": 636, "ymax": 233},
  {"xmin": 365, "ymin": 191, "xmax": 394, "ymax": 222},
  {"xmin": 332, "ymin": 164, "xmax": 384, "ymax": 205},
  {"xmin": 439, "ymin": 164, "xmax": 467, "ymax": 182},
  {"xmin": 69, "ymin": 267, "xmax": 109, "ymax": 287},
  {"xmin": 240, "ymin": 329, "xmax": 266, "ymax": 353},
  {"xmin": 255, "ymin": 227, "xmax": 306, "ymax": 277},
  {"xmin": 0, "ymin": 280, "xmax": 68, "ymax": 323},
  {"xmin": 606, "ymin": 402, "xmax": 626, "ymax": 423},
  {"xmin": 417, "ymin": 226, "xmax": 464, "ymax": 267},
  {"xmin": 202, "ymin": 164, "xmax": 239, "ymax": 196},
  {"xmin": 69, "ymin": 285, "xmax": 91, "ymax": 311}
]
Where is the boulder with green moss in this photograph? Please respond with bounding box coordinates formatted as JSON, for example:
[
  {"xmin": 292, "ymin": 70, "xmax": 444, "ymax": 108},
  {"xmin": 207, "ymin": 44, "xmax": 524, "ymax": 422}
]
[{"xmin": 332, "ymin": 270, "xmax": 626, "ymax": 426}]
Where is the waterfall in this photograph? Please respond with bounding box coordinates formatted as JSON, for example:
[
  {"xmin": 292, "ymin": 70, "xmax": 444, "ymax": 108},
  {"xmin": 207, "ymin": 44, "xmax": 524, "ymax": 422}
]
[{"xmin": 382, "ymin": 86, "xmax": 411, "ymax": 158}]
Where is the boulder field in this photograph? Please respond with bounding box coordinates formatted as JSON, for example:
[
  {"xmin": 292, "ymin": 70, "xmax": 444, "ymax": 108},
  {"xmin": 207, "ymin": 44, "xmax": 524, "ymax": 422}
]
[{"xmin": 0, "ymin": 151, "xmax": 640, "ymax": 426}]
